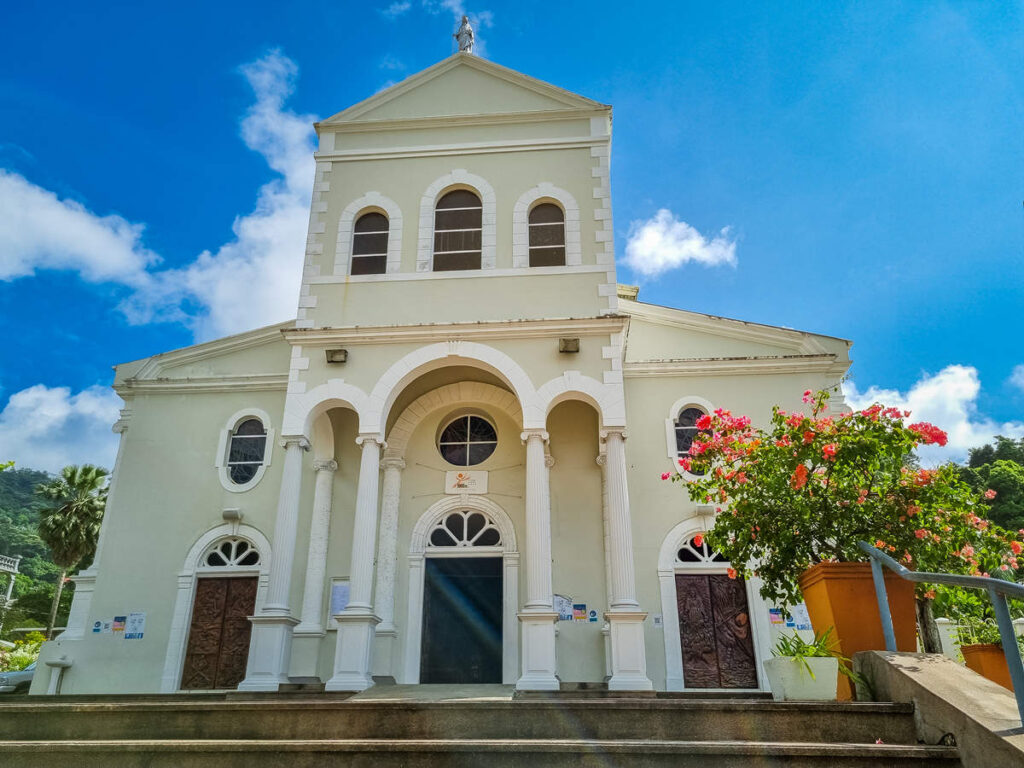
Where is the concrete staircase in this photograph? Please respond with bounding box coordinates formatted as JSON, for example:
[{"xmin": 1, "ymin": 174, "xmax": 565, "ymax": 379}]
[{"xmin": 0, "ymin": 690, "xmax": 961, "ymax": 767}]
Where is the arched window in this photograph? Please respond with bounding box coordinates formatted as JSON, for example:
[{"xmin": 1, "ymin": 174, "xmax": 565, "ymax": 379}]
[
  {"xmin": 676, "ymin": 534, "xmax": 727, "ymax": 565},
  {"xmin": 428, "ymin": 510, "xmax": 503, "ymax": 548},
  {"xmin": 438, "ymin": 414, "xmax": 497, "ymax": 466},
  {"xmin": 351, "ymin": 211, "xmax": 389, "ymax": 275},
  {"xmin": 528, "ymin": 203, "xmax": 565, "ymax": 266},
  {"xmin": 675, "ymin": 407, "xmax": 709, "ymax": 475},
  {"xmin": 433, "ymin": 189, "xmax": 482, "ymax": 271},
  {"xmin": 228, "ymin": 419, "xmax": 267, "ymax": 484},
  {"xmin": 202, "ymin": 537, "xmax": 261, "ymax": 568}
]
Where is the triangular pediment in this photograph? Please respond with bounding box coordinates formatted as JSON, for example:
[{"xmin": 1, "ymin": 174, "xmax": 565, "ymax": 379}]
[{"xmin": 321, "ymin": 53, "xmax": 606, "ymax": 126}]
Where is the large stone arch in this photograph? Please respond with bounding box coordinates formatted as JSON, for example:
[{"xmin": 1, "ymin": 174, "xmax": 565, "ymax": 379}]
[
  {"xmin": 160, "ymin": 522, "xmax": 271, "ymax": 692},
  {"xmin": 281, "ymin": 378, "xmax": 371, "ymax": 438},
  {"xmin": 366, "ymin": 341, "xmax": 542, "ymax": 435},
  {"xmin": 334, "ymin": 191, "xmax": 403, "ymax": 276},
  {"xmin": 537, "ymin": 370, "xmax": 624, "ymax": 428},
  {"xmin": 384, "ymin": 381, "xmax": 521, "ymax": 461},
  {"xmin": 417, "ymin": 169, "xmax": 497, "ymax": 272},
  {"xmin": 402, "ymin": 495, "xmax": 519, "ymax": 685}
]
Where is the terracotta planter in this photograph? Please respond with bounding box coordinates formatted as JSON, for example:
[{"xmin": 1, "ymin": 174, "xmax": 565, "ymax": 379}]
[
  {"xmin": 961, "ymin": 643, "xmax": 1014, "ymax": 691},
  {"xmin": 798, "ymin": 562, "xmax": 916, "ymax": 700}
]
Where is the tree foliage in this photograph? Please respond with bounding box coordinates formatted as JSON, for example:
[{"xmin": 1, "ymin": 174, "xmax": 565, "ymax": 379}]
[
  {"xmin": 667, "ymin": 389, "xmax": 1021, "ymax": 606},
  {"xmin": 959, "ymin": 436, "xmax": 1024, "ymax": 531}
]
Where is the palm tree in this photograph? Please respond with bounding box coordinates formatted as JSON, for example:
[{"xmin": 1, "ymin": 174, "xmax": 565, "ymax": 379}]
[{"xmin": 35, "ymin": 465, "xmax": 109, "ymax": 639}]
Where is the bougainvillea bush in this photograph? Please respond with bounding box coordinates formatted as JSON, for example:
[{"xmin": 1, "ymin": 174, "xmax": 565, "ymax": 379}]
[{"xmin": 666, "ymin": 388, "xmax": 1022, "ymax": 607}]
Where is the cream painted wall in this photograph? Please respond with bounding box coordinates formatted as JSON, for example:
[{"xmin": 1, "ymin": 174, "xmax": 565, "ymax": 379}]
[{"xmin": 548, "ymin": 400, "xmax": 606, "ymax": 683}]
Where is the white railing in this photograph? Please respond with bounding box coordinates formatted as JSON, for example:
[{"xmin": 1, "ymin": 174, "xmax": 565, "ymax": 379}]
[{"xmin": 0, "ymin": 554, "xmax": 20, "ymax": 573}]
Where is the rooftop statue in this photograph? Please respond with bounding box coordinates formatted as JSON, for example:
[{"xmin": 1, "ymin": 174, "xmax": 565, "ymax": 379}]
[{"xmin": 454, "ymin": 15, "xmax": 475, "ymax": 54}]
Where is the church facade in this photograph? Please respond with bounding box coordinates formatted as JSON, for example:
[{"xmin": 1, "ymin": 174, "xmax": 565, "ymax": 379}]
[{"xmin": 35, "ymin": 53, "xmax": 851, "ymax": 695}]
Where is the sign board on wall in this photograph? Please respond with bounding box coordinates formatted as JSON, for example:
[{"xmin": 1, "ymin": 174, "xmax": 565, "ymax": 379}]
[
  {"xmin": 444, "ymin": 471, "xmax": 488, "ymax": 494},
  {"xmin": 554, "ymin": 594, "xmax": 573, "ymax": 621},
  {"xmin": 330, "ymin": 579, "xmax": 350, "ymax": 627}
]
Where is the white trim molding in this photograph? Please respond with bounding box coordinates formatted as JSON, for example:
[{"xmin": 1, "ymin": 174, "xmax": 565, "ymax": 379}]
[
  {"xmin": 417, "ymin": 170, "xmax": 497, "ymax": 272},
  {"xmin": 402, "ymin": 495, "xmax": 520, "ymax": 685},
  {"xmin": 664, "ymin": 395, "xmax": 714, "ymax": 480},
  {"xmin": 536, "ymin": 370, "xmax": 623, "ymax": 428},
  {"xmin": 215, "ymin": 408, "xmax": 276, "ymax": 493},
  {"xmin": 656, "ymin": 516, "xmax": 770, "ymax": 692},
  {"xmin": 160, "ymin": 522, "xmax": 271, "ymax": 692},
  {"xmin": 512, "ymin": 183, "xmax": 582, "ymax": 268},
  {"xmin": 334, "ymin": 191, "xmax": 404, "ymax": 276}
]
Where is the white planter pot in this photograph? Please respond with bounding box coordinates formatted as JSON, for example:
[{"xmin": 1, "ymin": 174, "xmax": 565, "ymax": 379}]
[{"xmin": 764, "ymin": 656, "xmax": 839, "ymax": 701}]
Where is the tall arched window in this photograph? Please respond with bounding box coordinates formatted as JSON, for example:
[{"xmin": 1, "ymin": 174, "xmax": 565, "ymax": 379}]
[
  {"xmin": 433, "ymin": 189, "xmax": 482, "ymax": 271},
  {"xmin": 675, "ymin": 407, "xmax": 709, "ymax": 475},
  {"xmin": 528, "ymin": 203, "xmax": 565, "ymax": 266},
  {"xmin": 228, "ymin": 419, "xmax": 267, "ymax": 485},
  {"xmin": 351, "ymin": 211, "xmax": 389, "ymax": 275}
]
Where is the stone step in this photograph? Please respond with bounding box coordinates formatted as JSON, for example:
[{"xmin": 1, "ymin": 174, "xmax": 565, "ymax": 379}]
[
  {"xmin": 0, "ymin": 698, "xmax": 919, "ymax": 744},
  {"xmin": 0, "ymin": 738, "xmax": 962, "ymax": 768}
]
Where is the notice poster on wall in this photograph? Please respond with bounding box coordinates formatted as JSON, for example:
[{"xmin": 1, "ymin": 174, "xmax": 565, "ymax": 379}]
[
  {"xmin": 330, "ymin": 580, "xmax": 351, "ymax": 624},
  {"xmin": 554, "ymin": 594, "xmax": 573, "ymax": 622},
  {"xmin": 768, "ymin": 608, "xmax": 784, "ymax": 625},
  {"xmin": 785, "ymin": 603, "xmax": 813, "ymax": 631},
  {"xmin": 112, "ymin": 616, "xmax": 126, "ymax": 634},
  {"xmin": 125, "ymin": 612, "xmax": 146, "ymax": 640},
  {"xmin": 572, "ymin": 604, "xmax": 587, "ymax": 622}
]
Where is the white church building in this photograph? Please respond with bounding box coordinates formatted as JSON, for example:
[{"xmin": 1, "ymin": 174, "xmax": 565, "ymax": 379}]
[{"xmin": 36, "ymin": 50, "xmax": 851, "ymax": 695}]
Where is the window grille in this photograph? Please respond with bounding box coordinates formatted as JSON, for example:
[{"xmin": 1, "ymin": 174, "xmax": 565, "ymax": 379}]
[
  {"xmin": 528, "ymin": 203, "xmax": 566, "ymax": 267},
  {"xmin": 228, "ymin": 419, "xmax": 267, "ymax": 484},
  {"xmin": 351, "ymin": 212, "xmax": 389, "ymax": 275},
  {"xmin": 438, "ymin": 414, "xmax": 497, "ymax": 466},
  {"xmin": 428, "ymin": 510, "xmax": 502, "ymax": 548},
  {"xmin": 433, "ymin": 189, "xmax": 482, "ymax": 271}
]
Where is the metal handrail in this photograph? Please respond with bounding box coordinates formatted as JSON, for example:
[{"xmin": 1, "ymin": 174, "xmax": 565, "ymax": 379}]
[{"xmin": 858, "ymin": 540, "xmax": 1024, "ymax": 722}]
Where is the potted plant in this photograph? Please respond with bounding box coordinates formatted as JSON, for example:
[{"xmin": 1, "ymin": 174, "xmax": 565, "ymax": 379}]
[
  {"xmin": 666, "ymin": 388, "xmax": 1022, "ymax": 699},
  {"xmin": 956, "ymin": 616, "xmax": 1020, "ymax": 691},
  {"xmin": 764, "ymin": 628, "xmax": 852, "ymax": 701}
]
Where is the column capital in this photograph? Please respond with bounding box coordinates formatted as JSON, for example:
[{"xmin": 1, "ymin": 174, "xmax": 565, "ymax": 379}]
[
  {"xmin": 313, "ymin": 459, "xmax": 339, "ymax": 473},
  {"xmin": 544, "ymin": 453, "xmax": 555, "ymax": 469},
  {"xmin": 382, "ymin": 457, "xmax": 407, "ymax": 471},
  {"xmin": 520, "ymin": 428, "xmax": 549, "ymax": 444},
  {"xmin": 600, "ymin": 427, "xmax": 627, "ymax": 443},
  {"xmin": 355, "ymin": 434, "xmax": 386, "ymax": 449},
  {"xmin": 279, "ymin": 435, "xmax": 311, "ymax": 451},
  {"xmin": 595, "ymin": 452, "xmax": 608, "ymax": 468}
]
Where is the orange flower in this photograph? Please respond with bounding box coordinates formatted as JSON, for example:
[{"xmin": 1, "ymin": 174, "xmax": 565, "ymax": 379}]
[
  {"xmin": 790, "ymin": 464, "xmax": 809, "ymax": 490},
  {"xmin": 727, "ymin": 568, "xmax": 737, "ymax": 580}
]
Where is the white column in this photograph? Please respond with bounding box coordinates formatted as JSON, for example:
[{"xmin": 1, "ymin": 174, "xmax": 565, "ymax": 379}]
[
  {"xmin": 325, "ymin": 435, "xmax": 384, "ymax": 691},
  {"xmin": 597, "ymin": 452, "xmax": 613, "ymax": 679},
  {"xmin": 372, "ymin": 458, "xmax": 404, "ymax": 677},
  {"xmin": 295, "ymin": 459, "xmax": 338, "ymax": 635},
  {"xmin": 602, "ymin": 428, "xmax": 653, "ymax": 690},
  {"xmin": 238, "ymin": 435, "xmax": 308, "ymax": 691},
  {"xmin": 516, "ymin": 428, "xmax": 559, "ymax": 690}
]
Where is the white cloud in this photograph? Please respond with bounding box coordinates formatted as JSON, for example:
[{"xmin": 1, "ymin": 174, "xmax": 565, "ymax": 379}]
[
  {"xmin": 0, "ymin": 170, "xmax": 158, "ymax": 286},
  {"xmin": 1009, "ymin": 364, "xmax": 1024, "ymax": 393},
  {"xmin": 0, "ymin": 384, "xmax": 122, "ymax": 474},
  {"xmin": 382, "ymin": 1, "xmax": 412, "ymax": 18},
  {"xmin": 379, "ymin": 55, "xmax": 405, "ymax": 71},
  {"xmin": 843, "ymin": 365, "xmax": 1024, "ymax": 466},
  {"xmin": 2, "ymin": 49, "xmax": 316, "ymax": 342},
  {"xmin": 623, "ymin": 209, "xmax": 737, "ymax": 278}
]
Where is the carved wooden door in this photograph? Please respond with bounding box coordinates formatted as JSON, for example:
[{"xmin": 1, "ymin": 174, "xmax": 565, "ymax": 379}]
[
  {"xmin": 181, "ymin": 576, "xmax": 257, "ymax": 690},
  {"xmin": 676, "ymin": 573, "xmax": 758, "ymax": 688}
]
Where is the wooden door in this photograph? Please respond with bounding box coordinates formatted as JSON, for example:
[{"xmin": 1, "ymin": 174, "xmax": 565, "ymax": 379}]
[
  {"xmin": 180, "ymin": 576, "xmax": 258, "ymax": 689},
  {"xmin": 421, "ymin": 557, "xmax": 503, "ymax": 684},
  {"xmin": 676, "ymin": 573, "xmax": 758, "ymax": 688}
]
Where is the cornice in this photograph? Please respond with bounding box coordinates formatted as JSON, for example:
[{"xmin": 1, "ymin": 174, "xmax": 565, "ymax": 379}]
[
  {"xmin": 624, "ymin": 355, "xmax": 848, "ymax": 378},
  {"xmin": 307, "ymin": 263, "xmax": 609, "ymax": 285},
  {"xmin": 130, "ymin": 321, "xmax": 293, "ymax": 381},
  {"xmin": 282, "ymin": 316, "xmax": 627, "ymax": 347},
  {"xmin": 321, "ymin": 108, "xmax": 608, "ymax": 134},
  {"xmin": 115, "ymin": 374, "xmax": 289, "ymax": 395},
  {"xmin": 621, "ymin": 300, "xmax": 849, "ymax": 355},
  {"xmin": 314, "ymin": 135, "xmax": 605, "ymax": 163}
]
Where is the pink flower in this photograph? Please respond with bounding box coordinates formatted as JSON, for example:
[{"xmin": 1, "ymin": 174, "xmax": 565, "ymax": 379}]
[
  {"xmin": 822, "ymin": 443, "xmax": 838, "ymax": 460},
  {"xmin": 985, "ymin": 489, "xmax": 997, "ymax": 499},
  {"xmin": 961, "ymin": 545, "xmax": 975, "ymax": 558},
  {"xmin": 693, "ymin": 534, "xmax": 704, "ymax": 547},
  {"xmin": 908, "ymin": 422, "xmax": 948, "ymax": 447},
  {"xmin": 914, "ymin": 529, "xmax": 928, "ymax": 539},
  {"xmin": 1011, "ymin": 541, "xmax": 1022, "ymax": 555},
  {"xmin": 695, "ymin": 414, "xmax": 712, "ymax": 430},
  {"xmin": 802, "ymin": 389, "xmax": 814, "ymax": 404},
  {"xmin": 661, "ymin": 472, "xmax": 671, "ymax": 481},
  {"xmin": 802, "ymin": 430, "xmax": 815, "ymax": 445}
]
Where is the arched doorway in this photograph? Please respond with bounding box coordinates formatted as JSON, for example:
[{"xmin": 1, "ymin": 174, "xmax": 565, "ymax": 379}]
[
  {"xmin": 658, "ymin": 518, "xmax": 767, "ymax": 691},
  {"xmin": 160, "ymin": 524, "xmax": 270, "ymax": 692},
  {"xmin": 403, "ymin": 496, "xmax": 519, "ymax": 684}
]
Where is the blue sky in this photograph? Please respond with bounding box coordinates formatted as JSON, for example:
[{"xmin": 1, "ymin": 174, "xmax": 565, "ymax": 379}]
[{"xmin": 0, "ymin": 1, "xmax": 1021, "ymax": 471}]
